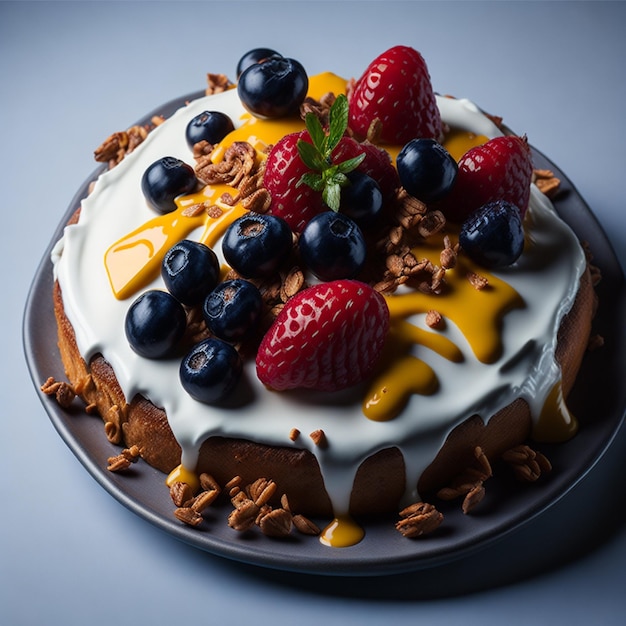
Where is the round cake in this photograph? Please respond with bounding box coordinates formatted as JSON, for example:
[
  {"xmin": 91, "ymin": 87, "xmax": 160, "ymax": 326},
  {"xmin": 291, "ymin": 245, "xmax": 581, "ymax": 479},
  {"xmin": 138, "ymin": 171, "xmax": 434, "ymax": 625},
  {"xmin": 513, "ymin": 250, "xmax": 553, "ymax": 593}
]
[{"xmin": 46, "ymin": 46, "xmax": 597, "ymax": 547}]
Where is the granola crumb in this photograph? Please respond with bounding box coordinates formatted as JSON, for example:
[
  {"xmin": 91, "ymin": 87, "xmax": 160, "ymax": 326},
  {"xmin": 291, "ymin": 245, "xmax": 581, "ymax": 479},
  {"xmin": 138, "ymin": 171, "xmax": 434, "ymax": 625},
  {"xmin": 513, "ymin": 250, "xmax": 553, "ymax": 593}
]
[{"xmin": 309, "ymin": 429, "xmax": 328, "ymax": 448}]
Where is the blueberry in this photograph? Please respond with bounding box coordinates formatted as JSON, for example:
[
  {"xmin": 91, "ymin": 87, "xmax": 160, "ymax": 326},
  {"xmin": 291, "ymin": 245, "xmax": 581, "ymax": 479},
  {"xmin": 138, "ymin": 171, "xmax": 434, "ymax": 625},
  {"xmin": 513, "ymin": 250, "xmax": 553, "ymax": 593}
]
[
  {"xmin": 222, "ymin": 213, "xmax": 293, "ymax": 278},
  {"xmin": 180, "ymin": 338, "xmax": 242, "ymax": 404},
  {"xmin": 236, "ymin": 47, "xmax": 282, "ymax": 78},
  {"xmin": 161, "ymin": 240, "xmax": 220, "ymax": 306},
  {"xmin": 141, "ymin": 156, "xmax": 198, "ymax": 214},
  {"xmin": 125, "ymin": 290, "xmax": 187, "ymax": 358},
  {"xmin": 396, "ymin": 138, "xmax": 458, "ymax": 203},
  {"xmin": 459, "ymin": 200, "xmax": 525, "ymax": 268},
  {"xmin": 203, "ymin": 279, "xmax": 263, "ymax": 343},
  {"xmin": 340, "ymin": 171, "xmax": 384, "ymax": 228},
  {"xmin": 185, "ymin": 111, "xmax": 235, "ymax": 149},
  {"xmin": 299, "ymin": 212, "xmax": 366, "ymax": 281},
  {"xmin": 237, "ymin": 56, "xmax": 308, "ymax": 119}
]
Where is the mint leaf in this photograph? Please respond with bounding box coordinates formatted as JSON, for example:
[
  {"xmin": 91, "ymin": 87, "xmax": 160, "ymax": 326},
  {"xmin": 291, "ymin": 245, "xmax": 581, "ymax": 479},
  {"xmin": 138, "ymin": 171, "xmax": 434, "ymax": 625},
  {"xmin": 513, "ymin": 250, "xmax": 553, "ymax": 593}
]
[
  {"xmin": 297, "ymin": 172, "xmax": 325, "ymax": 192},
  {"xmin": 327, "ymin": 94, "xmax": 349, "ymax": 155},
  {"xmin": 323, "ymin": 182, "xmax": 342, "ymax": 212},
  {"xmin": 304, "ymin": 112, "xmax": 326, "ymax": 154},
  {"xmin": 297, "ymin": 93, "xmax": 367, "ymax": 213},
  {"xmin": 297, "ymin": 139, "xmax": 327, "ymax": 172}
]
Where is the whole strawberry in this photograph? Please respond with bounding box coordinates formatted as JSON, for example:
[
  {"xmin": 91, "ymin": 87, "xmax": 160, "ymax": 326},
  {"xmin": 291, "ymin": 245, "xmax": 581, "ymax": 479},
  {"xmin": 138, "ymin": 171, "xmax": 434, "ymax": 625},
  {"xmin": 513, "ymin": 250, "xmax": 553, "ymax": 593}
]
[
  {"xmin": 256, "ymin": 280, "xmax": 389, "ymax": 392},
  {"xmin": 349, "ymin": 45, "xmax": 442, "ymax": 145},
  {"xmin": 264, "ymin": 129, "xmax": 326, "ymax": 233},
  {"xmin": 440, "ymin": 135, "xmax": 533, "ymax": 223}
]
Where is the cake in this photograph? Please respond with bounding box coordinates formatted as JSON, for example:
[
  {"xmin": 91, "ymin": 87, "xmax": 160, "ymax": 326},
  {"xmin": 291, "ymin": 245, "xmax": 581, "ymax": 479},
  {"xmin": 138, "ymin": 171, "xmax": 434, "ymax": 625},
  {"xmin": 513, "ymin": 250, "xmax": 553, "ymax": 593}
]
[{"xmin": 44, "ymin": 46, "xmax": 597, "ymax": 547}]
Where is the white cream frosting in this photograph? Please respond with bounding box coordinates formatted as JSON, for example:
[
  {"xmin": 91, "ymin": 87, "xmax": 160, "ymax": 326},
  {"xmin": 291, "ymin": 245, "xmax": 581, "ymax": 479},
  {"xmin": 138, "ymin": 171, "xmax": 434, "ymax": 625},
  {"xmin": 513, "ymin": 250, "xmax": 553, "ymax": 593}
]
[{"xmin": 52, "ymin": 84, "xmax": 587, "ymax": 515}]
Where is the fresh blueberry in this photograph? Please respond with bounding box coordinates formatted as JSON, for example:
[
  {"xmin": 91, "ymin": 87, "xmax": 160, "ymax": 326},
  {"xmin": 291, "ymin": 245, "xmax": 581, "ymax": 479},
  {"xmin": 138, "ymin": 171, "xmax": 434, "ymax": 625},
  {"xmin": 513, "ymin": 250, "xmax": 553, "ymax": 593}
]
[
  {"xmin": 396, "ymin": 138, "xmax": 458, "ymax": 203},
  {"xmin": 203, "ymin": 279, "xmax": 263, "ymax": 343},
  {"xmin": 236, "ymin": 47, "xmax": 282, "ymax": 78},
  {"xmin": 237, "ymin": 56, "xmax": 308, "ymax": 119},
  {"xmin": 161, "ymin": 240, "xmax": 220, "ymax": 306},
  {"xmin": 299, "ymin": 212, "xmax": 366, "ymax": 281},
  {"xmin": 180, "ymin": 338, "xmax": 242, "ymax": 404},
  {"xmin": 141, "ymin": 156, "xmax": 198, "ymax": 214},
  {"xmin": 125, "ymin": 290, "xmax": 187, "ymax": 358},
  {"xmin": 185, "ymin": 111, "xmax": 235, "ymax": 149},
  {"xmin": 222, "ymin": 213, "xmax": 293, "ymax": 278},
  {"xmin": 459, "ymin": 200, "xmax": 525, "ymax": 268},
  {"xmin": 340, "ymin": 171, "xmax": 384, "ymax": 228}
]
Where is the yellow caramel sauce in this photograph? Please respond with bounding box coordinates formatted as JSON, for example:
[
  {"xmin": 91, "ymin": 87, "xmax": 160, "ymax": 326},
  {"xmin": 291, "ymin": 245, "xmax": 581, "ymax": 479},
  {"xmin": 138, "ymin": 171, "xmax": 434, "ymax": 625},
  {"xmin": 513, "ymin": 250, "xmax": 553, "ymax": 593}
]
[{"xmin": 319, "ymin": 515, "xmax": 365, "ymax": 548}]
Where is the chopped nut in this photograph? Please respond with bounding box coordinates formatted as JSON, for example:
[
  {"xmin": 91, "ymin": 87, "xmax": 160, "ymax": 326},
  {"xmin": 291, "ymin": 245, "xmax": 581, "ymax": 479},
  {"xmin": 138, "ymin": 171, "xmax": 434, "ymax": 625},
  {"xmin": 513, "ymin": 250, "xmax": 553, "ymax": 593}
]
[
  {"xmin": 396, "ymin": 502, "xmax": 443, "ymax": 538},
  {"xmin": 467, "ymin": 271, "xmax": 489, "ymax": 290},
  {"xmin": 533, "ymin": 168, "xmax": 561, "ymax": 197},
  {"xmin": 174, "ymin": 507, "xmax": 203, "ymax": 527},
  {"xmin": 191, "ymin": 489, "xmax": 220, "ymax": 512},
  {"xmin": 280, "ymin": 267, "xmax": 305, "ymax": 302},
  {"xmin": 199, "ymin": 473, "xmax": 221, "ymax": 492},
  {"xmin": 289, "ymin": 428, "xmax": 301, "ymax": 442},
  {"xmin": 425, "ymin": 309, "xmax": 444, "ymax": 329},
  {"xmin": 206, "ymin": 72, "xmax": 232, "ymax": 95},
  {"xmin": 246, "ymin": 478, "xmax": 277, "ymax": 507},
  {"xmin": 293, "ymin": 514, "xmax": 321, "ymax": 536},
  {"xmin": 106, "ymin": 445, "xmax": 140, "ymax": 473},
  {"xmin": 501, "ymin": 444, "xmax": 552, "ymax": 482},
  {"xmin": 462, "ymin": 482, "xmax": 485, "ymax": 514},
  {"xmin": 309, "ymin": 429, "xmax": 328, "ymax": 448},
  {"xmin": 258, "ymin": 508, "xmax": 293, "ymax": 537},
  {"xmin": 228, "ymin": 499, "xmax": 259, "ymax": 532},
  {"xmin": 40, "ymin": 377, "xmax": 76, "ymax": 408},
  {"xmin": 170, "ymin": 481, "xmax": 194, "ymax": 507}
]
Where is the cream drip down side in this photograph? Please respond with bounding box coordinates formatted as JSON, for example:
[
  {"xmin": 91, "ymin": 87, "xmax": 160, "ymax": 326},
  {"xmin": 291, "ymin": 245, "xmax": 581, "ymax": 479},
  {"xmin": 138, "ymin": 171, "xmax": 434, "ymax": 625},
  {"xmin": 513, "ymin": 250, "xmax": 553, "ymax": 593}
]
[{"xmin": 52, "ymin": 74, "xmax": 587, "ymax": 524}]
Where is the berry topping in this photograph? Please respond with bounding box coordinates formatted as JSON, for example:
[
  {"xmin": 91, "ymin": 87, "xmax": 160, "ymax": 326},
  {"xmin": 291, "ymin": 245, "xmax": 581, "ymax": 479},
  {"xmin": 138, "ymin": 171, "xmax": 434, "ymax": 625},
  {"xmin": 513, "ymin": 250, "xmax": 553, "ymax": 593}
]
[
  {"xmin": 125, "ymin": 290, "xmax": 186, "ymax": 358},
  {"xmin": 339, "ymin": 171, "xmax": 384, "ymax": 228},
  {"xmin": 180, "ymin": 338, "xmax": 243, "ymax": 404},
  {"xmin": 141, "ymin": 156, "xmax": 198, "ymax": 214},
  {"xmin": 237, "ymin": 56, "xmax": 308, "ymax": 119},
  {"xmin": 256, "ymin": 280, "xmax": 390, "ymax": 392},
  {"xmin": 459, "ymin": 200, "xmax": 525, "ymax": 268},
  {"xmin": 203, "ymin": 279, "xmax": 263, "ymax": 343},
  {"xmin": 264, "ymin": 130, "xmax": 327, "ymax": 232},
  {"xmin": 348, "ymin": 45, "xmax": 442, "ymax": 145},
  {"xmin": 299, "ymin": 212, "xmax": 367, "ymax": 281},
  {"xmin": 440, "ymin": 135, "xmax": 533, "ymax": 223},
  {"xmin": 396, "ymin": 138, "xmax": 458, "ymax": 203},
  {"xmin": 185, "ymin": 111, "xmax": 235, "ymax": 149},
  {"xmin": 161, "ymin": 240, "xmax": 220, "ymax": 306},
  {"xmin": 222, "ymin": 213, "xmax": 293, "ymax": 278},
  {"xmin": 236, "ymin": 47, "xmax": 282, "ymax": 78}
]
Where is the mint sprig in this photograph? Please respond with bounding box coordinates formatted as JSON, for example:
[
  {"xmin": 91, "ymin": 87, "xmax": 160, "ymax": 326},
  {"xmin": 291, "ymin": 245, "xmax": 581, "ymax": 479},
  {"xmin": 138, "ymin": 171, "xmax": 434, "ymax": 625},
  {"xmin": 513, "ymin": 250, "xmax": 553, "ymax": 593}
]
[{"xmin": 296, "ymin": 94, "xmax": 365, "ymax": 211}]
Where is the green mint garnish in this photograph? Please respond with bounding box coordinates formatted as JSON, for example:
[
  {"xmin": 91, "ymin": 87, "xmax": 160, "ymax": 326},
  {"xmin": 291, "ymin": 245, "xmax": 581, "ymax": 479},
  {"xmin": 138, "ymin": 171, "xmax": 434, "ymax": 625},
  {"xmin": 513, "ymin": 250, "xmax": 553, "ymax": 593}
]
[{"xmin": 296, "ymin": 94, "xmax": 365, "ymax": 211}]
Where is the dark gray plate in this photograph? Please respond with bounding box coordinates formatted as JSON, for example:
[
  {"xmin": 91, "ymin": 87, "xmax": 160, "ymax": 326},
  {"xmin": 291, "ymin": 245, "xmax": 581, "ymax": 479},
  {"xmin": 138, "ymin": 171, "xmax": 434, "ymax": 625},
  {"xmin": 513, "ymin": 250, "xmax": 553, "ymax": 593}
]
[{"xmin": 23, "ymin": 93, "xmax": 626, "ymax": 576}]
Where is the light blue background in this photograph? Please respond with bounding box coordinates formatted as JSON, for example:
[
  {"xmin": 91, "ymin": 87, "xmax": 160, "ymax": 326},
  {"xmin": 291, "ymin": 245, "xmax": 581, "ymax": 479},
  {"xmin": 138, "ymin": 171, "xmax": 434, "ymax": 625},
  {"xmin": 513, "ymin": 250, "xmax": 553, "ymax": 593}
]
[{"xmin": 2, "ymin": 1, "xmax": 625, "ymax": 624}]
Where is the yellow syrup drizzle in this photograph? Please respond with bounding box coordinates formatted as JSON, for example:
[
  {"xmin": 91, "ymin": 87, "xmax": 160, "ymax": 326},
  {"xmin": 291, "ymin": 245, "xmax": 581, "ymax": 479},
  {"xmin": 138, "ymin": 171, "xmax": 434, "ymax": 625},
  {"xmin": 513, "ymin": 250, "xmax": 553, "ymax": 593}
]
[
  {"xmin": 319, "ymin": 515, "xmax": 365, "ymax": 548},
  {"xmin": 363, "ymin": 232, "xmax": 525, "ymax": 422},
  {"xmin": 532, "ymin": 381, "xmax": 579, "ymax": 442},
  {"xmin": 104, "ymin": 73, "xmax": 348, "ymax": 301},
  {"xmin": 166, "ymin": 464, "xmax": 200, "ymax": 493}
]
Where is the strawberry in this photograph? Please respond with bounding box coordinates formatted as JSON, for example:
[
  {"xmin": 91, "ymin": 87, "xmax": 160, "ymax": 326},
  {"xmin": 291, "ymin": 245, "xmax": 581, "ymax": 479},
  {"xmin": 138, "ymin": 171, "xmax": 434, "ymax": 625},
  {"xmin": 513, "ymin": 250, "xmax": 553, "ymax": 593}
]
[
  {"xmin": 439, "ymin": 135, "xmax": 533, "ymax": 223},
  {"xmin": 256, "ymin": 280, "xmax": 389, "ymax": 392},
  {"xmin": 349, "ymin": 45, "xmax": 442, "ymax": 145},
  {"xmin": 264, "ymin": 129, "xmax": 326, "ymax": 233}
]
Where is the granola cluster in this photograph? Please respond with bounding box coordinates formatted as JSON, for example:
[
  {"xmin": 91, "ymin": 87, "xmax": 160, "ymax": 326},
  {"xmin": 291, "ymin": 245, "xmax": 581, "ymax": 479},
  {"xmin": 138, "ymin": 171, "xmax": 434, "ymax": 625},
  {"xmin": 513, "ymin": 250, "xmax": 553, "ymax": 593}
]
[{"xmin": 169, "ymin": 474, "xmax": 321, "ymax": 539}]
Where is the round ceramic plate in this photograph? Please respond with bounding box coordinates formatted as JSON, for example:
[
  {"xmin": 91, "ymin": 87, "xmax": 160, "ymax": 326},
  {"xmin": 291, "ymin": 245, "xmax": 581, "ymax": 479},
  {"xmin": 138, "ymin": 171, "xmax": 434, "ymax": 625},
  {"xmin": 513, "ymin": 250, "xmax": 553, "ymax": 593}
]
[{"xmin": 23, "ymin": 93, "xmax": 626, "ymax": 576}]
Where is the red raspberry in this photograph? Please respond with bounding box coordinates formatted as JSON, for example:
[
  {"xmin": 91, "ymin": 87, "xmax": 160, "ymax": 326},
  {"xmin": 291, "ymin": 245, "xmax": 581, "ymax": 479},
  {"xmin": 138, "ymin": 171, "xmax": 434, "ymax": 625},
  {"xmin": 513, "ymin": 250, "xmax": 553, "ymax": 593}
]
[
  {"xmin": 256, "ymin": 280, "xmax": 389, "ymax": 392},
  {"xmin": 439, "ymin": 135, "xmax": 533, "ymax": 223},
  {"xmin": 349, "ymin": 45, "xmax": 442, "ymax": 145}
]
